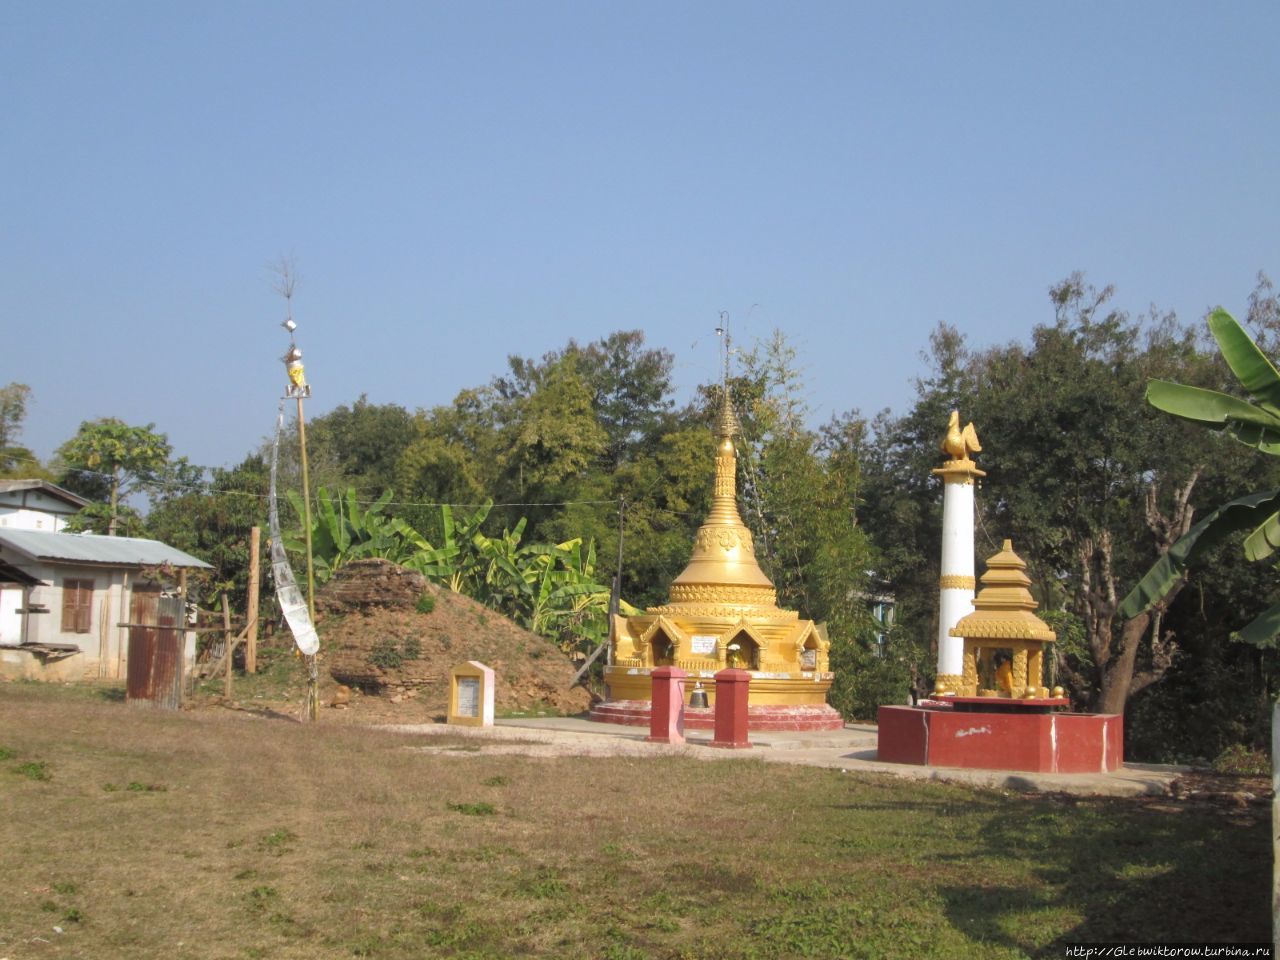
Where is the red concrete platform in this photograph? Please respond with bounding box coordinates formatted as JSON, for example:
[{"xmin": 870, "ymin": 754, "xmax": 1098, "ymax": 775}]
[
  {"xmin": 589, "ymin": 699, "xmax": 845, "ymax": 731},
  {"xmin": 877, "ymin": 703, "xmax": 1123, "ymax": 773}
]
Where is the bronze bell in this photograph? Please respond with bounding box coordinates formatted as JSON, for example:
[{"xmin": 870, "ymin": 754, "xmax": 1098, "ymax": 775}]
[{"xmin": 689, "ymin": 682, "xmax": 709, "ymax": 709}]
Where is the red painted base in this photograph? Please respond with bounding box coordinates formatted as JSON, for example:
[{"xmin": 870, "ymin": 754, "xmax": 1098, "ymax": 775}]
[
  {"xmin": 877, "ymin": 704, "xmax": 1123, "ymax": 773},
  {"xmin": 589, "ymin": 700, "xmax": 845, "ymax": 731}
]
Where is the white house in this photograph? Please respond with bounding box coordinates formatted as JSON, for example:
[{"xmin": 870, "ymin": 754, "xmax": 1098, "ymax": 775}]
[
  {"xmin": 0, "ymin": 480, "xmax": 89, "ymax": 532},
  {"xmin": 0, "ymin": 511, "xmax": 211, "ymax": 682}
]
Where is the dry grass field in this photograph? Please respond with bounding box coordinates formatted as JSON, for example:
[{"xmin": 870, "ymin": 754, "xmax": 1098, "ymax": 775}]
[{"xmin": 0, "ymin": 681, "xmax": 1268, "ymax": 959}]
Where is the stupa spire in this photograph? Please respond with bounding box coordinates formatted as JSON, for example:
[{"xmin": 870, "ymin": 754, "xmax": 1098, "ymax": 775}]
[{"xmin": 664, "ymin": 321, "xmax": 775, "ymax": 607}]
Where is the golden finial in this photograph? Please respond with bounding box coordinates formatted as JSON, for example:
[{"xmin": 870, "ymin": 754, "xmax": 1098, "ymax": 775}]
[{"xmin": 716, "ymin": 385, "xmax": 741, "ymax": 439}]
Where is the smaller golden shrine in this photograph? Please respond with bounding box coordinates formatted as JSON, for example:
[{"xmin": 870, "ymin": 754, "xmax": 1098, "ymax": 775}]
[{"xmin": 951, "ymin": 540, "xmax": 1057, "ymax": 699}]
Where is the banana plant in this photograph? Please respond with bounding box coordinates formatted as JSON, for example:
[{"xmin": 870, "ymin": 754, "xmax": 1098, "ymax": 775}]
[
  {"xmin": 404, "ymin": 502, "xmax": 493, "ymax": 593},
  {"xmin": 289, "ymin": 490, "xmax": 631, "ymax": 650},
  {"xmin": 286, "ymin": 486, "xmax": 431, "ymax": 581},
  {"xmin": 1119, "ymin": 309, "xmax": 1280, "ymax": 645}
]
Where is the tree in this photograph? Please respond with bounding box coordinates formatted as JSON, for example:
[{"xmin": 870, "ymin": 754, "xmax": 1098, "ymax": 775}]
[
  {"xmin": 731, "ymin": 331, "xmax": 896, "ymax": 717},
  {"xmin": 498, "ymin": 354, "xmax": 609, "ymax": 516},
  {"xmin": 573, "ymin": 331, "xmax": 677, "ymax": 467},
  {"xmin": 859, "ymin": 275, "xmax": 1244, "ymax": 723},
  {"xmin": 494, "ymin": 330, "xmax": 676, "ymax": 468},
  {"xmin": 969, "ymin": 277, "xmax": 1221, "ymax": 715},
  {"xmin": 56, "ymin": 419, "xmax": 172, "ymax": 536},
  {"xmin": 146, "ymin": 455, "xmax": 270, "ymax": 608},
  {"xmin": 305, "ymin": 396, "xmax": 418, "ymax": 496},
  {"xmin": 0, "ymin": 383, "xmax": 44, "ymax": 478}
]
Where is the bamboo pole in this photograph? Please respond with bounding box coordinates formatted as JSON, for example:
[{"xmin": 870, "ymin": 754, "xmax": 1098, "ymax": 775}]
[
  {"xmin": 179, "ymin": 568, "xmax": 191, "ymax": 695},
  {"xmin": 222, "ymin": 592, "xmax": 234, "ymax": 700},
  {"xmin": 98, "ymin": 588, "xmax": 111, "ymax": 680},
  {"xmin": 296, "ymin": 402, "xmax": 315, "ymax": 620},
  {"xmin": 296, "ymin": 400, "xmax": 318, "ymax": 721},
  {"xmin": 118, "ymin": 570, "xmax": 130, "ymax": 680},
  {"xmin": 247, "ymin": 526, "xmax": 260, "ymax": 674}
]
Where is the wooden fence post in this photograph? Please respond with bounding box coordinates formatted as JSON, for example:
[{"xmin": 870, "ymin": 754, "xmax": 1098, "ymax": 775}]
[
  {"xmin": 247, "ymin": 526, "xmax": 260, "ymax": 674},
  {"xmin": 222, "ymin": 592, "xmax": 233, "ymax": 700}
]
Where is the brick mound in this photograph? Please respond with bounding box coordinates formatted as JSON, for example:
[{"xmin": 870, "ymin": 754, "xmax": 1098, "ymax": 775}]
[{"xmin": 319, "ymin": 558, "xmax": 592, "ymax": 716}]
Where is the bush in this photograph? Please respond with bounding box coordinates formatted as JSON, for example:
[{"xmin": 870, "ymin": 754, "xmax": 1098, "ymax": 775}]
[
  {"xmin": 415, "ymin": 593, "xmax": 435, "ymax": 615},
  {"xmin": 369, "ymin": 637, "xmax": 422, "ymax": 670},
  {"xmin": 1212, "ymin": 743, "xmax": 1269, "ymax": 776},
  {"xmin": 368, "ymin": 640, "xmax": 403, "ymax": 670},
  {"xmin": 827, "ymin": 635, "xmax": 911, "ymax": 721}
]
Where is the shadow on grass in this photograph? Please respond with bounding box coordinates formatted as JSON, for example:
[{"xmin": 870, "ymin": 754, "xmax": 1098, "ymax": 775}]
[
  {"xmin": 220, "ymin": 703, "xmax": 304, "ymax": 723},
  {"xmin": 934, "ymin": 795, "xmax": 1268, "ymax": 954},
  {"xmin": 94, "ymin": 686, "xmax": 126, "ymax": 703}
]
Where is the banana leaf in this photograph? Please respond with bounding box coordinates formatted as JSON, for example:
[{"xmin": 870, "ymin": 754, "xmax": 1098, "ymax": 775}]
[
  {"xmin": 1208, "ymin": 308, "xmax": 1280, "ymax": 415},
  {"xmin": 1242, "ymin": 508, "xmax": 1280, "ymax": 562},
  {"xmin": 1118, "ymin": 488, "xmax": 1280, "ymax": 619},
  {"xmin": 1146, "ymin": 381, "xmax": 1280, "ymax": 451},
  {"xmin": 1235, "ymin": 600, "xmax": 1280, "ymax": 649},
  {"xmin": 1146, "ymin": 380, "xmax": 1280, "ymax": 446}
]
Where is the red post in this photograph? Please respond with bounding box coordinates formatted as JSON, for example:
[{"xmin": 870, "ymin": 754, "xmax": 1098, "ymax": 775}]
[
  {"xmin": 646, "ymin": 666, "xmax": 687, "ymax": 744},
  {"xmin": 709, "ymin": 668, "xmax": 752, "ymax": 748}
]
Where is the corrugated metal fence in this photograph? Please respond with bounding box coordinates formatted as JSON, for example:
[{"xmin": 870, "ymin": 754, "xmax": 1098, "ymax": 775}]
[{"xmin": 126, "ymin": 590, "xmax": 185, "ymax": 709}]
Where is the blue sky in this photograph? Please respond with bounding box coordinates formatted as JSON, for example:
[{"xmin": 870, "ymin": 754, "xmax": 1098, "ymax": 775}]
[{"xmin": 3, "ymin": 1, "xmax": 1277, "ymax": 473}]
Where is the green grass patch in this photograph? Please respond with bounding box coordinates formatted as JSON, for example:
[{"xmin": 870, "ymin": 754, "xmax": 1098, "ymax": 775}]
[
  {"xmin": 15, "ymin": 760, "xmax": 51, "ymax": 781},
  {"xmin": 127, "ymin": 781, "xmax": 167, "ymax": 792},
  {"xmin": 0, "ymin": 679, "xmax": 1268, "ymax": 959},
  {"xmin": 259, "ymin": 828, "xmax": 298, "ymax": 854},
  {"xmin": 446, "ymin": 801, "xmax": 496, "ymax": 816}
]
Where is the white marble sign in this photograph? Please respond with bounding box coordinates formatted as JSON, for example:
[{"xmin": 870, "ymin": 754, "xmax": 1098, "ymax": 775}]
[
  {"xmin": 456, "ymin": 677, "xmax": 480, "ymax": 717},
  {"xmin": 690, "ymin": 634, "xmax": 719, "ymax": 655}
]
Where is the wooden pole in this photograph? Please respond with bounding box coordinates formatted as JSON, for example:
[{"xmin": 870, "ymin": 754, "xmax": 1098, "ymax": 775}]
[
  {"xmin": 178, "ymin": 569, "xmax": 190, "ymax": 695},
  {"xmin": 247, "ymin": 526, "xmax": 260, "ymax": 674},
  {"xmin": 118, "ymin": 570, "xmax": 130, "ymax": 680},
  {"xmin": 296, "ymin": 398, "xmax": 318, "ymax": 722},
  {"xmin": 296, "ymin": 400, "xmax": 315, "ymax": 620},
  {"xmin": 222, "ymin": 592, "xmax": 233, "ymax": 700}
]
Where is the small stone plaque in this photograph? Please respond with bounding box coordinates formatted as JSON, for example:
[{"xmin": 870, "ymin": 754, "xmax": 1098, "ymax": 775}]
[
  {"xmin": 448, "ymin": 661, "xmax": 495, "ymax": 727},
  {"xmin": 456, "ymin": 677, "xmax": 480, "ymax": 717},
  {"xmin": 801, "ymin": 649, "xmax": 817, "ymax": 670},
  {"xmin": 690, "ymin": 634, "xmax": 719, "ymax": 655}
]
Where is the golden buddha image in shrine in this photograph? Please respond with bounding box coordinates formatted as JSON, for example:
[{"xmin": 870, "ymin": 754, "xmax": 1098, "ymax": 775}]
[{"xmin": 950, "ymin": 539, "xmax": 1063, "ymax": 700}]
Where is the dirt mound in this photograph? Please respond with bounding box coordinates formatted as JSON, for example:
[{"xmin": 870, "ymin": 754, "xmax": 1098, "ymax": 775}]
[
  {"xmin": 317, "ymin": 557, "xmax": 430, "ymax": 613},
  {"xmin": 319, "ymin": 559, "xmax": 592, "ymax": 716}
]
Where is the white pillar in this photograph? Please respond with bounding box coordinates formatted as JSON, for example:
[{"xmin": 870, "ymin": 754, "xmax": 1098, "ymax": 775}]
[
  {"xmin": 932, "ymin": 413, "xmax": 984, "ymax": 695},
  {"xmin": 935, "ymin": 478, "xmax": 975, "ymax": 687}
]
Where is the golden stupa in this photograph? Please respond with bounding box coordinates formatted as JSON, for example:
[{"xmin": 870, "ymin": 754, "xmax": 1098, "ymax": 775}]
[{"xmin": 595, "ymin": 387, "xmax": 841, "ymax": 728}]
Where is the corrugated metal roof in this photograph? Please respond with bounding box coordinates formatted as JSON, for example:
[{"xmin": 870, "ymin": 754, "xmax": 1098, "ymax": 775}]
[
  {"xmin": 0, "ymin": 480, "xmax": 90, "ymax": 508},
  {"xmin": 0, "ymin": 529, "xmax": 212, "ymax": 569},
  {"xmin": 0, "ymin": 558, "xmax": 43, "ymax": 585}
]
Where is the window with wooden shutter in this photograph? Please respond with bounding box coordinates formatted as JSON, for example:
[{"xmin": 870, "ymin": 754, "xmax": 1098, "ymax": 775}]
[{"xmin": 61, "ymin": 579, "xmax": 94, "ymax": 633}]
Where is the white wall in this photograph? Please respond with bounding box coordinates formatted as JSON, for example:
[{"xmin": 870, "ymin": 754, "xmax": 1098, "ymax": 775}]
[
  {"xmin": 0, "ymin": 565, "xmax": 194, "ymax": 683},
  {"xmin": 0, "ymin": 490, "xmax": 81, "ymax": 532},
  {"xmin": 0, "ymin": 585, "xmax": 23, "ymax": 644}
]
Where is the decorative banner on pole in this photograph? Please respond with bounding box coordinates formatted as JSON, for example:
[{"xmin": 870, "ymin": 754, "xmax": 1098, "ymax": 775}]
[{"xmin": 268, "ymin": 398, "xmax": 320, "ymax": 656}]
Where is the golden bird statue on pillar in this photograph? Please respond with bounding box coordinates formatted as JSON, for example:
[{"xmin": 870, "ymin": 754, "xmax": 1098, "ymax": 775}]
[{"xmin": 941, "ymin": 410, "xmax": 982, "ymax": 461}]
